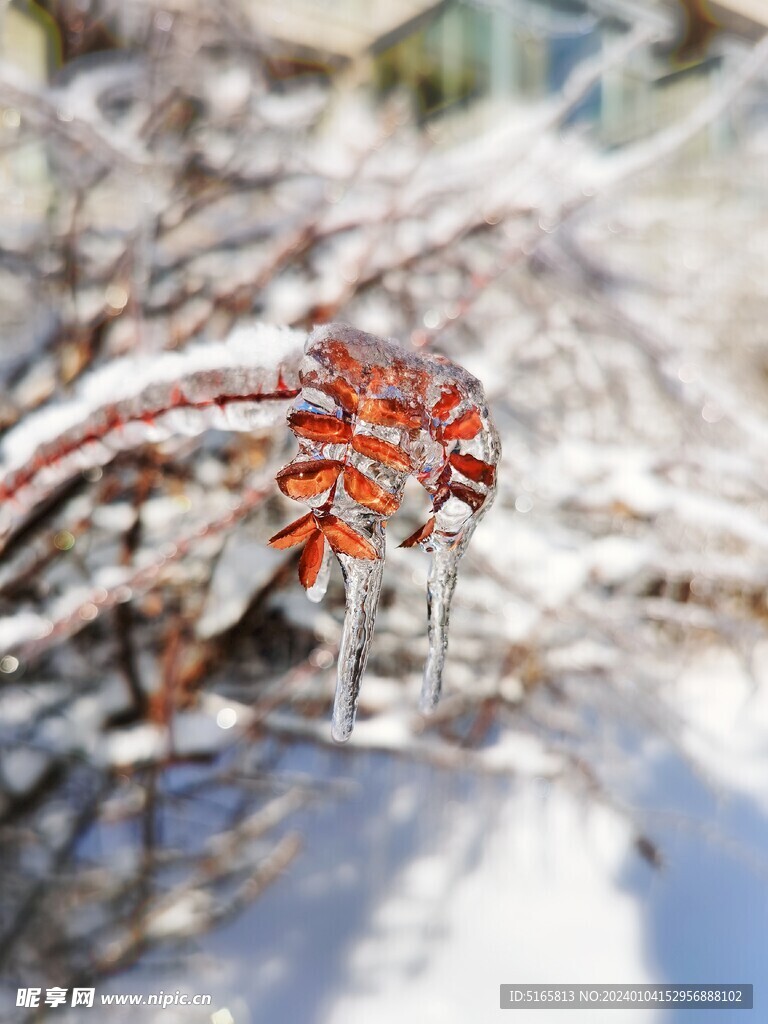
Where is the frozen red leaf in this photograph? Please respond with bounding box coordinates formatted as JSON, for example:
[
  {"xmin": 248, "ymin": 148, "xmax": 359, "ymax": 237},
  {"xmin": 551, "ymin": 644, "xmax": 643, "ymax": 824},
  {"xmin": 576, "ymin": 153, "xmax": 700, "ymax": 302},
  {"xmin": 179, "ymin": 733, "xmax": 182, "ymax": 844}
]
[
  {"xmin": 288, "ymin": 410, "xmax": 352, "ymax": 443},
  {"xmin": 399, "ymin": 517, "xmax": 436, "ymax": 548},
  {"xmin": 298, "ymin": 530, "xmax": 326, "ymax": 589},
  {"xmin": 449, "ymin": 452, "xmax": 496, "ymax": 486},
  {"xmin": 442, "ymin": 408, "xmax": 483, "ymax": 441},
  {"xmin": 431, "ymin": 386, "xmax": 462, "ymax": 420},
  {"xmin": 343, "ymin": 465, "xmax": 400, "ymax": 515},
  {"xmin": 268, "ymin": 512, "xmax": 317, "ymax": 549},
  {"xmin": 318, "ymin": 377, "xmax": 359, "ymax": 414},
  {"xmin": 318, "ymin": 515, "xmax": 378, "ymax": 559},
  {"xmin": 275, "ymin": 459, "xmax": 343, "ymax": 499},
  {"xmin": 449, "ymin": 482, "xmax": 486, "ymax": 512},
  {"xmin": 358, "ymin": 397, "xmax": 422, "ymax": 430},
  {"xmin": 351, "ymin": 433, "xmax": 412, "ymax": 472}
]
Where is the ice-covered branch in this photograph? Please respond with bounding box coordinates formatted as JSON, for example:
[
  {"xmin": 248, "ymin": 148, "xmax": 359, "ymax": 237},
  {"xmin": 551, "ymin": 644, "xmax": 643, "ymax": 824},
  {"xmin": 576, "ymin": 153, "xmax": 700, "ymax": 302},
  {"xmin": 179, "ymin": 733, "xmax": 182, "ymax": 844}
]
[
  {"xmin": 0, "ymin": 485, "xmax": 271, "ymax": 664},
  {"xmin": 268, "ymin": 323, "xmax": 500, "ymax": 740},
  {"xmin": 0, "ymin": 323, "xmax": 305, "ymax": 545}
]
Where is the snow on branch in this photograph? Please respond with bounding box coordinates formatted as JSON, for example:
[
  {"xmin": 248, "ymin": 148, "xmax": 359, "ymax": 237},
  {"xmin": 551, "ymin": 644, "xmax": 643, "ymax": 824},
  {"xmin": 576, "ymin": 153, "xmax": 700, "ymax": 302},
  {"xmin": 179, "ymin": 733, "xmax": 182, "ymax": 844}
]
[{"xmin": 0, "ymin": 323, "xmax": 305, "ymax": 543}]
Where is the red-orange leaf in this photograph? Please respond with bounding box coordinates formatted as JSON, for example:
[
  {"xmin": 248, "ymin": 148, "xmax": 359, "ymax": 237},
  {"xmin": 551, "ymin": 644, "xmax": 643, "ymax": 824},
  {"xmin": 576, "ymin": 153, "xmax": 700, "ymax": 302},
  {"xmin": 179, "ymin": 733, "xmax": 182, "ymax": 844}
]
[
  {"xmin": 268, "ymin": 512, "xmax": 317, "ymax": 549},
  {"xmin": 288, "ymin": 410, "xmax": 352, "ymax": 443},
  {"xmin": 275, "ymin": 459, "xmax": 343, "ymax": 499},
  {"xmin": 442, "ymin": 408, "xmax": 483, "ymax": 441},
  {"xmin": 399, "ymin": 517, "xmax": 435, "ymax": 548},
  {"xmin": 369, "ymin": 364, "xmax": 429, "ymax": 399},
  {"xmin": 323, "ymin": 339, "xmax": 363, "ymax": 379},
  {"xmin": 318, "ymin": 377, "xmax": 359, "ymax": 414},
  {"xmin": 318, "ymin": 515, "xmax": 378, "ymax": 560},
  {"xmin": 358, "ymin": 397, "xmax": 422, "ymax": 429},
  {"xmin": 298, "ymin": 530, "xmax": 325, "ymax": 589},
  {"xmin": 432, "ymin": 385, "xmax": 462, "ymax": 420},
  {"xmin": 351, "ymin": 433, "xmax": 412, "ymax": 473},
  {"xmin": 449, "ymin": 482, "xmax": 485, "ymax": 512},
  {"xmin": 344, "ymin": 465, "xmax": 400, "ymax": 516},
  {"xmin": 449, "ymin": 452, "xmax": 496, "ymax": 486}
]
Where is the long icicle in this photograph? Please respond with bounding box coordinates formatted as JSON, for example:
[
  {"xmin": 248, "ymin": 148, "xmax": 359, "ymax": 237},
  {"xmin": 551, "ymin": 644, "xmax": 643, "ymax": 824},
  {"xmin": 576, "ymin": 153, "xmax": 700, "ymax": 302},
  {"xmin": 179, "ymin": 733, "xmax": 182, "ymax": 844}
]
[
  {"xmin": 421, "ymin": 541, "xmax": 462, "ymax": 713},
  {"xmin": 332, "ymin": 553, "xmax": 385, "ymax": 742}
]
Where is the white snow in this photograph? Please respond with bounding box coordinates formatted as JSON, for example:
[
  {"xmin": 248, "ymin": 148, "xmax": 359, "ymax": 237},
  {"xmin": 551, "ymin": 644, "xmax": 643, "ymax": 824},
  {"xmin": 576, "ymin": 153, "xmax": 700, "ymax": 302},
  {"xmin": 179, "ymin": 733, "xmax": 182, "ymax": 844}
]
[
  {"xmin": 0, "ymin": 321, "xmax": 306, "ymax": 477},
  {"xmin": 0, "ymin": 611, "xmax": 52, "ymax": 652}
]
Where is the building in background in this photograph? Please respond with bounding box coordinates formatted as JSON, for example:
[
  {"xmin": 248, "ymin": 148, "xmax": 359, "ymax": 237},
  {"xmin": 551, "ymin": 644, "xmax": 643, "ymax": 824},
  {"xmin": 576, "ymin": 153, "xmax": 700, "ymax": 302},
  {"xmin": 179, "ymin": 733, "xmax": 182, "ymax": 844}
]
[
  {"xmin": 255, "ymin": 0, "xmax": 768, "ymax": 149},
  {"xmin": 3, "ymin": 0, "xmax": 768, "ymax": 152}
]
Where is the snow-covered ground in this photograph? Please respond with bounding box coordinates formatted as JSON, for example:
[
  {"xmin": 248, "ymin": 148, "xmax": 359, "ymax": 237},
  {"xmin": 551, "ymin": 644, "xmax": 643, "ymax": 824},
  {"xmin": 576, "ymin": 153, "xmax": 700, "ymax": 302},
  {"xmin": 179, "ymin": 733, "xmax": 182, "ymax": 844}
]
[
  {"xmin": 69, "ymin": 637, "xmax": 768, "ymax": 1024},
  {"xmin": 87, "ymin": 650, "xmax": 768, "ymax": 1024}
]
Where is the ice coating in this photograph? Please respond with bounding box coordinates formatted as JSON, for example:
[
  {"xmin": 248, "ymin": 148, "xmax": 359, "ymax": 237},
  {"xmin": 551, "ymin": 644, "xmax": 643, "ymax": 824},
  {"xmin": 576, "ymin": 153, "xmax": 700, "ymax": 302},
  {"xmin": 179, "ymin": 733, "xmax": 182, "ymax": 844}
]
[
  {"xmin": 0, "ymin": 322, "xmax": 305, "ymax": 545},
  {"xmin": 269, "ymin": 323, "xmax": 500, "ymax": 741}
]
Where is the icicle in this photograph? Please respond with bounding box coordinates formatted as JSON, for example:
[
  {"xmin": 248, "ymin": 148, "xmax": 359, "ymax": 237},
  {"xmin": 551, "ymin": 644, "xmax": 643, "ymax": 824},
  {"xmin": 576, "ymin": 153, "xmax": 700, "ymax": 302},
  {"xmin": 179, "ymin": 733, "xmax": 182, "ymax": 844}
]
[
  {"xmin": 332, "ymin": 553, "xmax": 384, "ymax": 742},
  {"xmin": 421, "ymin": 540, "xmax": 461, "ymax": 713}
]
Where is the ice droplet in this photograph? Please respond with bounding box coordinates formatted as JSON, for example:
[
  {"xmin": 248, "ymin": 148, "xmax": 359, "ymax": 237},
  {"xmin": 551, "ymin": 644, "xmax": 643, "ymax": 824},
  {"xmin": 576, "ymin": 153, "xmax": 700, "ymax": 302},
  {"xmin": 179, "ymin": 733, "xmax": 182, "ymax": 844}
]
[{"xmin": 306, "ymin": 540, "xmax": 332, "ymax": 603}]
